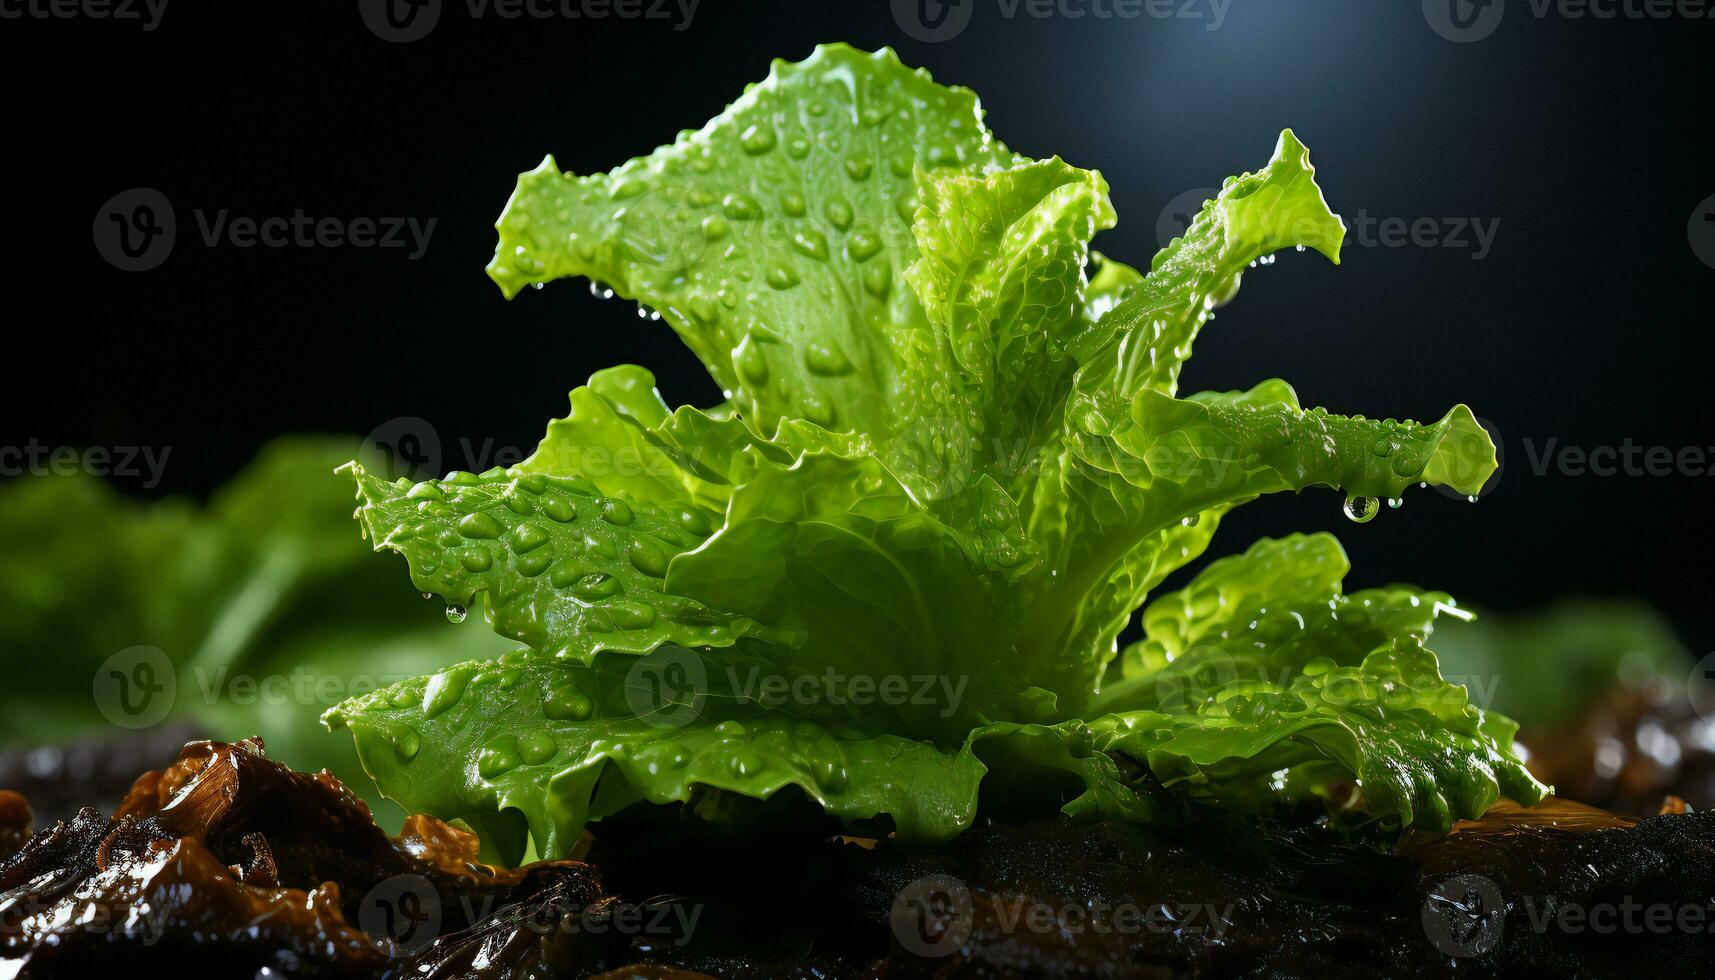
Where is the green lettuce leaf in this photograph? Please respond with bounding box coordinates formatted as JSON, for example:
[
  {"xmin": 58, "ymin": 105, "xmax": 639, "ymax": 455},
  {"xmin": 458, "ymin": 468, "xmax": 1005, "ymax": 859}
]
[
  {"xmin": 325, "ymin": 649, "xmax": 1148, "ymax": 860},
  {"xmin": 343, "ymin": 461, "xmax": 787, "ymax": 660},
  {"xmin": 325, "ymin": 44, "xmax": 1532, "ymax": 855},
  {"xmin": 488, "ymin": 43, "xmax": 1016, "ymax": 439},
  {"xmin": 1088, "ymin": 535, "xmax": 1546, "ymax": 831},
  {"xmin": 0, "ymin": 438, "xmax": 514, "ymax": 825}
]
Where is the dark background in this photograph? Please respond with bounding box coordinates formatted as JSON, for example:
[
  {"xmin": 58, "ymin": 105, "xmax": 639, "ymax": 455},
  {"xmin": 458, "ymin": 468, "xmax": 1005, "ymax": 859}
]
[{"xmin": 1, "ymin": 1, "xmax": 1708, "ymax": 645}]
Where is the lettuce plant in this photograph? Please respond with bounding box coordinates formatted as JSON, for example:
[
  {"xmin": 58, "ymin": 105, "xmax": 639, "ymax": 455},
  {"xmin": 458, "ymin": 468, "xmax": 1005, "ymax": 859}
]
[{"xmin": 325, "ymin": 44, "xmax": 1545, "ymax": 861}]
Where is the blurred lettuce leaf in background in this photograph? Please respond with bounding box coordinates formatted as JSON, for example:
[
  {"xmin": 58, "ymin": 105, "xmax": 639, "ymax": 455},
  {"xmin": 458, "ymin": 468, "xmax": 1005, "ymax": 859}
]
[
  {"xmin": 1432, "ymin": 599, "xmax": 1690, "ymax": 729},
  {"xmin": 0, "ymin": 436, "xmax": 513, "ymax": 825}
]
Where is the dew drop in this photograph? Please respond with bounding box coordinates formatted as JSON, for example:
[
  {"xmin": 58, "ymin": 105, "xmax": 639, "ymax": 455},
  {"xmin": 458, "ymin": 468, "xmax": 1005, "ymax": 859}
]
[
  {"xmin": 1342, "ymin": 496, "xmax": 1380, "ymax": 523},
  {"xmin": 445, "ymin": 604, "xmax": 468, "ymax": 624},
  {"xmin": 1387, "ymin": 497, "xmax": 1404, "ymax": 509},
  {"xmin": 738, "ymin": 124, "xmax": 776, "ymax": 155}
]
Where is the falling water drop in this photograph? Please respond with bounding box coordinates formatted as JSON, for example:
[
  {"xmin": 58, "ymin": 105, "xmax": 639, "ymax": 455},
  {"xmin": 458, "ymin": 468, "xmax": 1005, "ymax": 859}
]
[
  {"xmin": 1386, "ymin": 497, "xmax": 1404, "ymax": 509},
  {"xmin": 1342, "ymin": 496, "xmax": 1380, "ymax": 523}
]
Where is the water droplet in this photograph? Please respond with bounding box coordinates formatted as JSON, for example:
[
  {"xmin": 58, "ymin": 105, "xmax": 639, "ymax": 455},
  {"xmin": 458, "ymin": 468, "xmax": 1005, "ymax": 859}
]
[
  {"xmin": 721, "ymin": 193, "xmax": 759, "ymax": 221},
  {"xmin": 507, "ymin": 522, "xmax": 550, "ymax": 554},
  {"xmin": 392, "ymin": 727, "xmax": 421, "ymax": 761},
  {"xmin": 766, "ymin": 265, "xmax": 800, "ymax": 289},
  {"xmin": 804, "ymin": 342, "xmax": 852, "ymax": 376},
  {"xmin": 736, "ymin": 332, "xmax": 769, "ymax": 385},
  {"xmin": 477, "ymin": 735, "xmax": 523, "ymax": 778},
  {"xmin": 1180, "ymin": 514, "xmax": 1200, "ymax": 528},
  {"xmin": 847, "ymin": 231, "xmax": 881, "ymax": 262},
  {"xmin": 628, "ymin": 538, "xmax": 669, "ymax": 576},
  {"xmin": 862, "ymin": 263, "xmax": 890, "ymax": 298},
  {"xmin": 1387, "ymin": 497, "xmax": 1404, "ymax": 509},
  {"xmin": 518, "ymin": 731, "xmax": 558, "ymax": 765},
  {"xmin": 738, "ymin": 124, "xmax": 776, "ymax": 154},
  {"xmin": 791, "ymin": 228, "xmax": 829, "ymax": 261},
  {"xmin": 824, "ymin": 200, "xmax": 853, "ymax": 230},
  {"xmin": 600, "ymin": 499, "xmax": 635, "ymax": 526},
  {"xmin": 457, "ymin": 512, "xmax": 504, "ymax": 539},
  {"xmin": 572, "ymin": 572, "xmax": 623, "ymax": 601},
  {"xmin": 422, "ymin": 667, "xmax": 473, "ymax": 717},
  {"xmin": 544, "ymin": 683, "xmax": 594, "ymax": 720},
  {"xmin": 1342, "ymin": 496, "xmax": 1380, "ymax": 523},
  {"xmin": 445, "ymin": 603, "xmax": 469, "ymax": 623},
  {"xmin": 541, "ymin": 495, "xmax": 577, "ymax": 523}
]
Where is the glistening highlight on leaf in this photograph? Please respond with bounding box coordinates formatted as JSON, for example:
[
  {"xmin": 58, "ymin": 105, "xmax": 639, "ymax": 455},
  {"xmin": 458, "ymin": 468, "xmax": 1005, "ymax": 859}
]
[{"xmin": 324, "ymin": 43, "xmax": 1543, "ymax": 863}]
